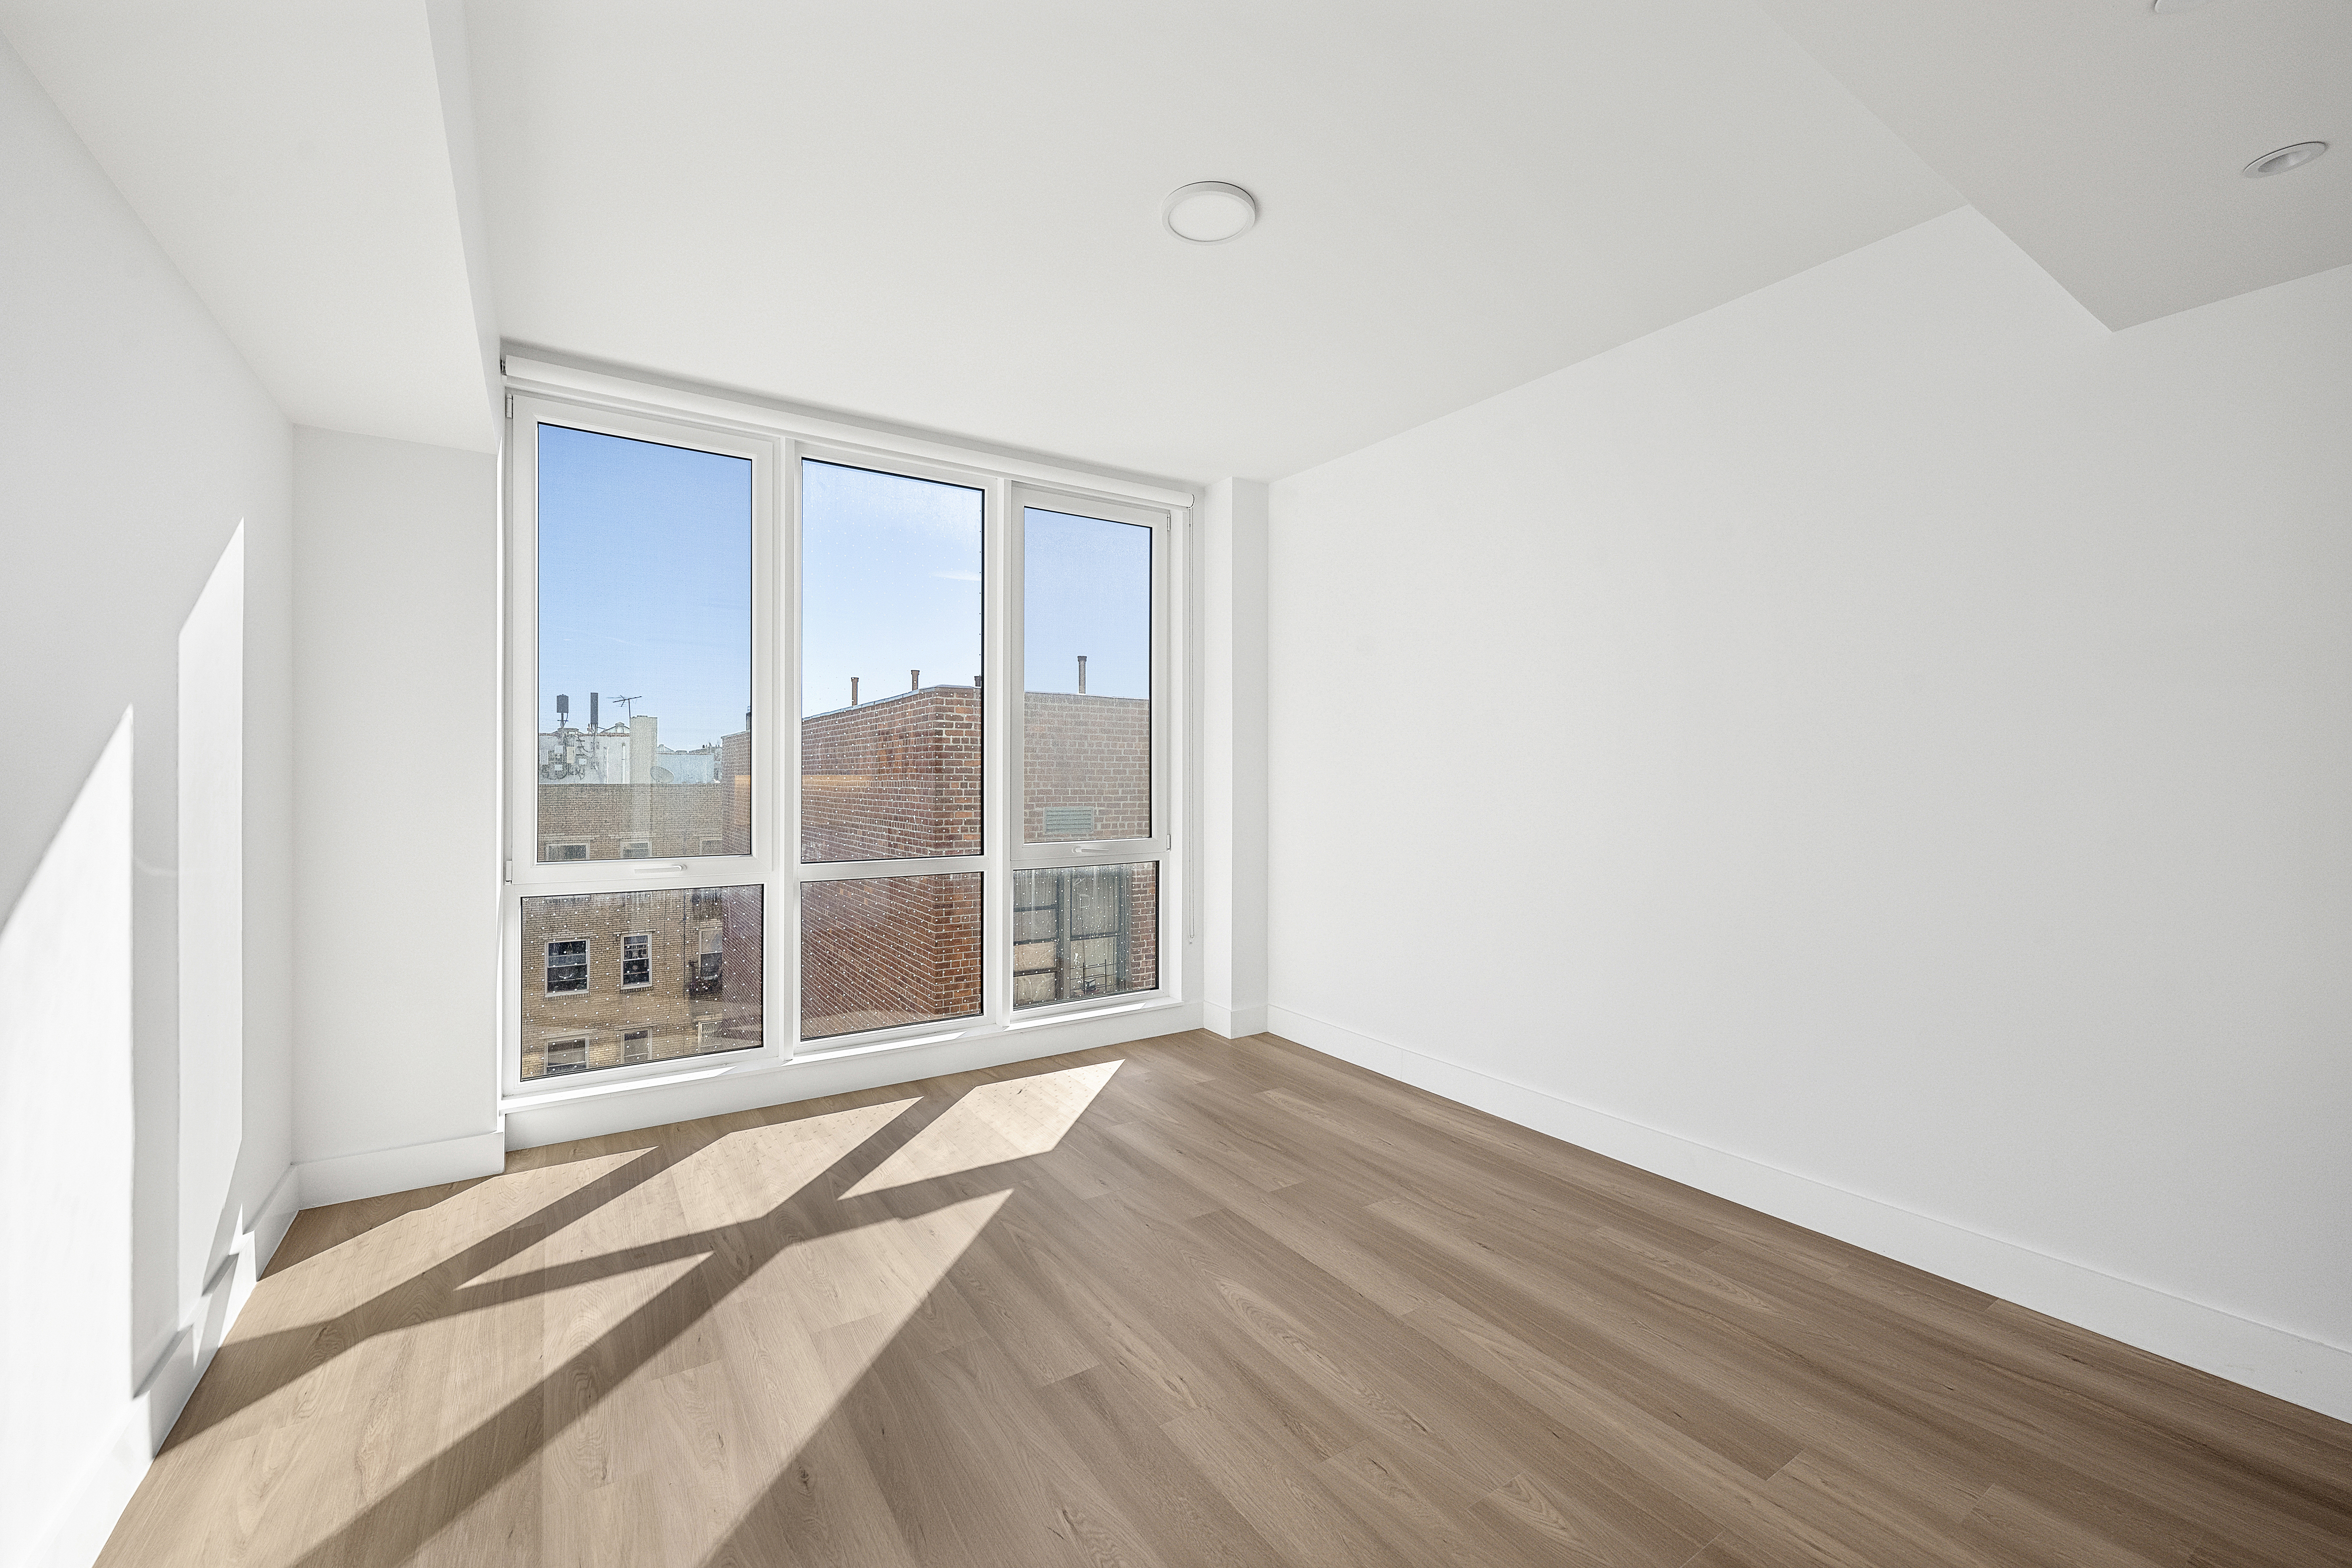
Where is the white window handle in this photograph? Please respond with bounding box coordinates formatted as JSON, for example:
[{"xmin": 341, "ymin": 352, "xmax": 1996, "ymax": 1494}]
[{"xmin": 632, "ymin": 861, "xmax": 688, "ymax": 875}]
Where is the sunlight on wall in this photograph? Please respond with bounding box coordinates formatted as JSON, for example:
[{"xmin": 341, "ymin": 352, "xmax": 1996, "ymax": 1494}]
[
  {"xmin": 841, "ymin": 1059, "xmax": 1122, "ymax": 1196},
  {"xmin": 0, "ymin": 712, "xmax": 135, "ymax": 1559}
]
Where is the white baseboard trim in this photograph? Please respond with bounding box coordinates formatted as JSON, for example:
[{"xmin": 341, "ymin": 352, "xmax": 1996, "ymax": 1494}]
[
  {"xmin": 1203, "ymin": 1001, "xmax": 1269, "ymax": 1039},
  {"xmin": 503, "ymin": 1000, "xmax": 1204, "ymax": 1150},
  {"xmin": 21, "ymin": 1162, "xmax": 302, "ymax": 1568},
  {"xmin": 292, "ymin": 1129, "xmax": 506, "ymax": 1209},
  {"xmin": 1263, "ymin": 1004, "xmax": 2352, "ymax": 1425}
]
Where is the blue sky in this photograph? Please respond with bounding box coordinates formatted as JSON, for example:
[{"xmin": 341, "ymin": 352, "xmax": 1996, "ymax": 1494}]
[
  {"xmin": 802, "ymin": 461, "xmax": 983, "ymax": 713},
  {"xmin": 1024, "ymin": 507, "xmax": 1151, "ymax": 700},
  {"xmin": 539, "ymin": 424, "xmax": 752, "ymax": 749},
  {"xmin": 540, "ymin": 430, "xmax": 1151, "ymax": 745}
]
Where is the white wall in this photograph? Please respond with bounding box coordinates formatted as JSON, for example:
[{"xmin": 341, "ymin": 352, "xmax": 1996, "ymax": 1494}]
[
  {"xmin": 1200, "ymin": 478, "xmax": 1271, "ymax": 1039},
  {"xmin": 1267, "ymin": 207, "xmax": 2352, "ymax": 1417},
  {"xmin": 291, "ymin": 427, "xmax": 503, "ymax": 1200},
  {"xmin": 0, "ymin": 32, "xmax": 294, "ymax": 1568}
]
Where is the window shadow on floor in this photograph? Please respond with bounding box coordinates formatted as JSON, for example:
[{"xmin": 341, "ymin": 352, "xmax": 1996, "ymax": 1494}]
[{"xmin": 110, "ymin": 1053, "xmax": 1133, "ymax": 1568}]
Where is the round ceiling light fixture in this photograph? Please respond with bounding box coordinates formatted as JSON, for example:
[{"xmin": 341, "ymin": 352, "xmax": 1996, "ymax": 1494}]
[
  {"xmin": 2243, "ymin": 142, "xmax": 2327, "ymax": 178},
  {"xmin": 1162, "ymin": 181, "xmax": 1257, "ymax": 244}
]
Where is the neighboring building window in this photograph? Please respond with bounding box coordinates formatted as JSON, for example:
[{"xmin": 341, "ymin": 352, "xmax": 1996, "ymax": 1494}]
[
  {"xmin": 545, "ymin": 938, "xmax": 588, "ymax": 994},
  {"xmin": 620, "ymin": 932, "xmax": 652, "ymax": 989},
  {"xmin": 622, "ymin": 1028, "xmax": 650, "ymax": 1062},
  {"xmin": 1013, "ymin": 864, "xmax": 1157, "ymax": 1008},
  {"xmin": 689, "ymin": 916, "xmax": 724, "ymax": 994},
  {"xmin": 545, "ymin": 1037, "xmax": 588, "ymax": 1075},
  {"xmin": 699, "ymin": 835, "xmax": 723, "ymax": 855},
  {"xmin": 620, "ymin": 840, "xmax": 653, "ymax": 859},
  {"xmin": 545, "ymin": 840, "xmax": 590, "ymax": 861}
]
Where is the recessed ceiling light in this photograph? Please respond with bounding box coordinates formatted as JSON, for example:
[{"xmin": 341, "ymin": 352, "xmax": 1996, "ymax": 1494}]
[
  {"xmin": 1162, "ymin": 182, "xmax": 1257, "ymax": 244},
  {"xmin": 2243, "ymin": 142, "xmax": 2328, "ymax": 178}
]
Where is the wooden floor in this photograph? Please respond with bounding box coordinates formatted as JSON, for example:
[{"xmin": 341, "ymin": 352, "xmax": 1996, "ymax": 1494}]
[{"xmin": 103, "ymin": 1030, "xmax": 2352, "ymax": 1568}]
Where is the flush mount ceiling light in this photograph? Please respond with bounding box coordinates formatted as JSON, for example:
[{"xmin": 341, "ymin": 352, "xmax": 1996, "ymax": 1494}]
[
  {"xmin": 1162, "ymin": 181, "xmax": 1257, "ymax": 244},
  {"xmin": 2148, "ymin": 0, "xmax": 2217, "ymax": 13},
  {"xmin": 2243, "ymin": 142, "xmax": 2328, "ymax": 178}
]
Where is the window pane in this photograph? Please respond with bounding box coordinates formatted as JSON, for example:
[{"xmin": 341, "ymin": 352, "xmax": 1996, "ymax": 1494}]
[
  {"xmin": 537, "ymin": 424, "xmax": 753, "ymax": 863},
  {"xmin": 1011, "ymin": 862, "xmax": 1157, "ymax": 1009},
  {"xmin": 1024, "ymin": 507, "xmax": 1149, "ymax": 842},
  {"xmin": 801, "ymin": 872, "xmax": 981, "ymax": 1040},
  {"xmin": 801, "ymin": 461, "xmax": 983, "ymax": 862},
  {"xmin": 519, "ymin": 885, "xmax": 763, "ymax": 1081}
]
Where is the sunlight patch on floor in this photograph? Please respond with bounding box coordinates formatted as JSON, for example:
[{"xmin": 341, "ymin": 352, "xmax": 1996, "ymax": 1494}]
[
  {"xmin": 842, "ymin": 1060, "xmax": 1121, "ymax": 1196},
  {"xmin": 448, "ymin": 1190, "xmax": 1015, "ymax": 1568},
  {"xmin": 470, "ymin": 1098, "xmax": 918, "ymax": 1287}
]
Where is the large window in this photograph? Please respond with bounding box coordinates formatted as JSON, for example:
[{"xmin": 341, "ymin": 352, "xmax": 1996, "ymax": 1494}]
[{"xmin": 505, "ymin": 385, "xmax": 1178, "ymax": 1095}]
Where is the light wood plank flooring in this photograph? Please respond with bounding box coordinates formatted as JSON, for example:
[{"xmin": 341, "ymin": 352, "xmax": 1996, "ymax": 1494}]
[{"xmin": 100, "ymin": 1030, "xmax": 2352, "ymax": 1567}]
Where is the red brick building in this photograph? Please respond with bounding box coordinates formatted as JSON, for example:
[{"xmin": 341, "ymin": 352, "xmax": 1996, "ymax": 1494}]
[{"xmin": 523, "ymin": 685, "xmax": 1157, "ymax": 1070}]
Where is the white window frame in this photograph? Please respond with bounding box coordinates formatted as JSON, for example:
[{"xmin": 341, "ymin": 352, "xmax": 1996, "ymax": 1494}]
[
  {"xmin": 500, "ymin": 357, "xmax": 1193, "ymax": 1106},
  {"xmin": 1002, "ymin": 484, "xmax": 1174, "ymax": 1021},
  {"xmin": 619, "ymin": 931, "xmax": 653, "ymax": 990}
]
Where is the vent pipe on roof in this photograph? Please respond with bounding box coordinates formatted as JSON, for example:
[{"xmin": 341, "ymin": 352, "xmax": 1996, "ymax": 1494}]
[
  {"xmin": 911, "ymin": 669, "xmax": 920, "ymax": 692},
  {"xmin": 589, "ymin": 691, "xmax": 599, "ymax": 731},
  {"xmin": 1077, "ymin": 655, "xmax": 1088, "ymax": 695},
  {"xmin": 850, "ymin": 677, "xmax": 860, "ymax": 707}
]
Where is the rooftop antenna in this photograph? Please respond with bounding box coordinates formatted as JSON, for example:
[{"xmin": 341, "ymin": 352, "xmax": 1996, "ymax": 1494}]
[{"xmin": 613, "ymin": 694, "xmax": 642, "ymax": 721}]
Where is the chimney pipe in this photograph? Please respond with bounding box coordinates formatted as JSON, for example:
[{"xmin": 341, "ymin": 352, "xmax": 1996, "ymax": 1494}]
[
  {"xmin": 850, "ymin": 676, "xmax": 860, "ymax": 706},
  {"xmin": 910, "ymin": 668, "xmax": 920, "ymax": 692},
  {"xmin": 589, "ymin": 691, "xmax": 599, "ymax": 731},
  {"xmin": 1077, "ymin": 655, "xmax": 1088, "ymax": 695}
]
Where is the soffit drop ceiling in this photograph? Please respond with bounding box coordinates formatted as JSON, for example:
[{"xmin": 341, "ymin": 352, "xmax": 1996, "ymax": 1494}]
[
  {"xmin": 0, "ymin": 0, "xmax": 500, "ymax": 452},
  {"xmin": 1755, "ymin": 0, "xmax": 2352, "ymax": 330},
  {"xmin": 464, "ymin": 0, "xmax": 1961, "ymax": 481}
]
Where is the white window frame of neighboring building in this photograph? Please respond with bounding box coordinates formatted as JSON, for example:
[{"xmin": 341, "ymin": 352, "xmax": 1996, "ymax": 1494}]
[
  {"xmin": 619, "ymin": 931, "xmax": 653, "ymax": 990},
  {"xmin": 500, "ymin": 356, "xmax": 1193, "ymax": 1106},
  {"xmin": 543, "ymin": 936, "xmax": 590, "ymax": 996}
]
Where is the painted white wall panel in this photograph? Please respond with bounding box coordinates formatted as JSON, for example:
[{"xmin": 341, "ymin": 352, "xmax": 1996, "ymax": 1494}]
[
  {"xmin": 1269, "ymin": 208, "xmax": 2352, "ymax": 1406},
  {"xmin": 292, "ymin": 427, "xmax": 501, "ymax": 1171}
]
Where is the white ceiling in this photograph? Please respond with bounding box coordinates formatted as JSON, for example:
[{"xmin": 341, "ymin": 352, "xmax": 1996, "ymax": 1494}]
[
  {"xmin": 1757, "ymin": 0, "xmax": 2351, "ymax": 330},
  {"xmin": 1, "ymin": 0, "xmax": 2341, "ymax": 480},
  {"xmin": 464, "ymin": 0, "xmax": 1956, "ymax": 481}
]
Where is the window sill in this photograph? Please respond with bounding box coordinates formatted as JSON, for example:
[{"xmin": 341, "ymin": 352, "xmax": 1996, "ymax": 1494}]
[{"xmin": 498, "ymin": 993, "xmax": 1187, "ymax": 1114}]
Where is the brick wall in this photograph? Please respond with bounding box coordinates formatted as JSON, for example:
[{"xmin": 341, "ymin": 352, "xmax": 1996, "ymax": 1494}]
[
  {"xmin": 517, "ymin": 884, "xmax": 763, "ymax": 1078},
  {"xmin": 537, "ymin": 725, "xmax": 752, "ymax": 860},
  {"xmin": 1021, "ymin": 692, "xmax": 1150, "ymax": 841},
  {"xmin": 800, "ymin": 871, "xmax": 981, "ymax": 1038},
  {"xmin": 801, "ymin": 686, "xmax": 981, "ymax": 861},
  {"xmin": 526, "ymin": 691, "xmax": 1155, "ymax": 1070}
]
